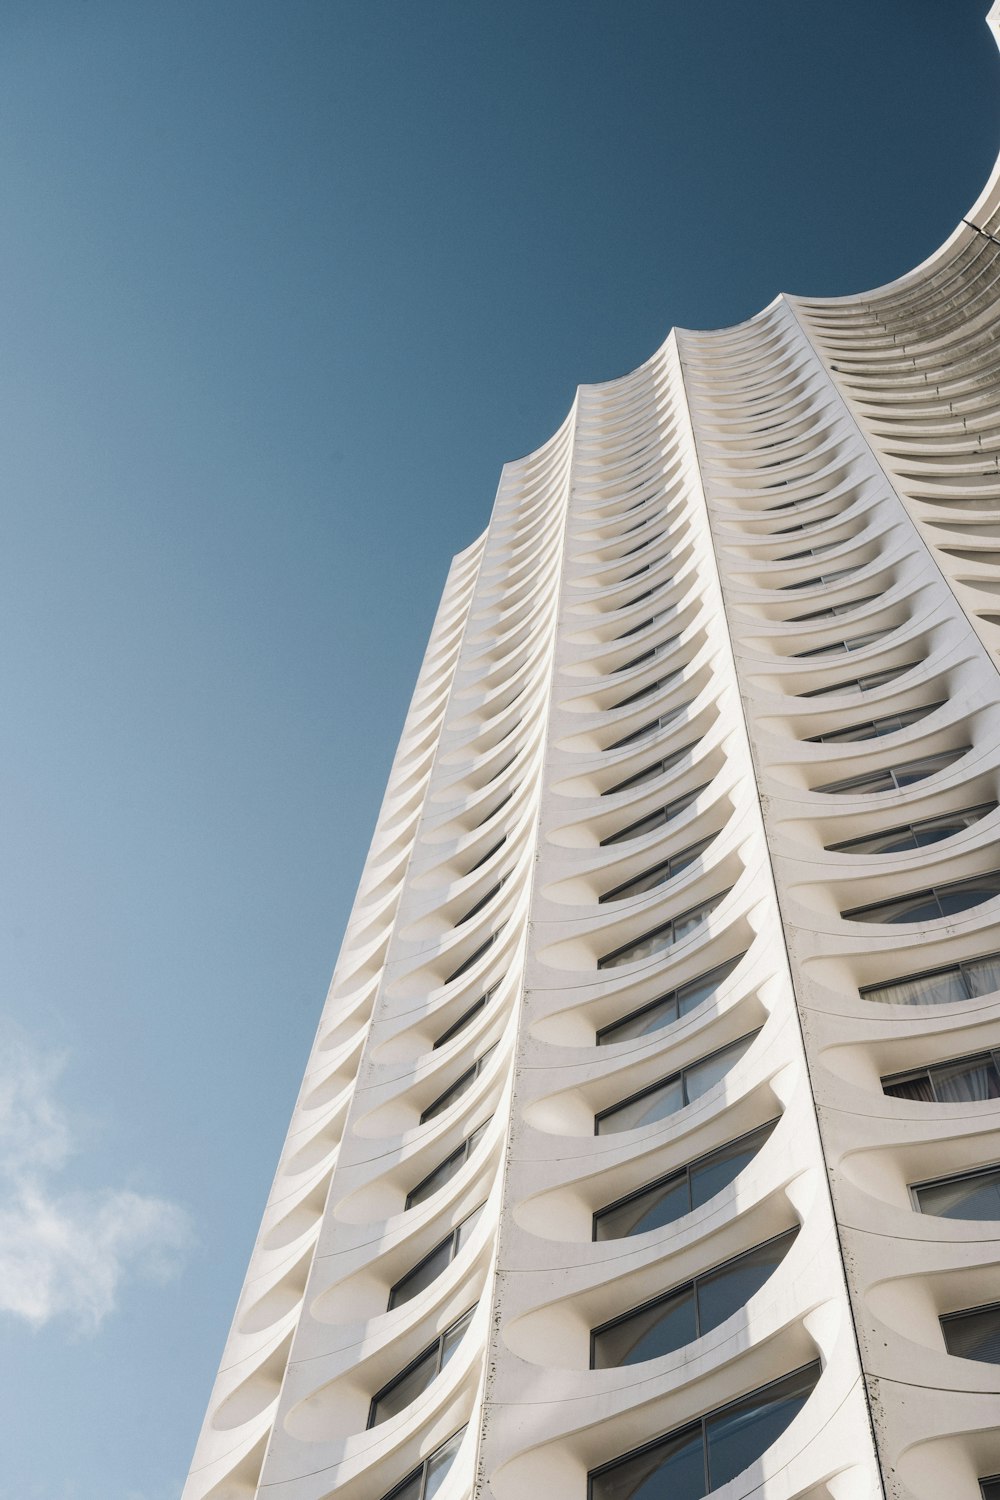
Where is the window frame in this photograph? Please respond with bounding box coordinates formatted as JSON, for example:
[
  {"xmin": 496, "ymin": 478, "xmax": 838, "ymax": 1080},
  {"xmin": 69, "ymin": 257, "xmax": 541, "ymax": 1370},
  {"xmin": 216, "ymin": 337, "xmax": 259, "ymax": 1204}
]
[
  {"xmin": 589, "ymin": 1227, "xmax": 797, "ymax": 1368},
  {"xmin": 368, "ymin": 1308, "xmax": 476, "ymax": 1429},
  {"xmin": 826, "ymin": 801, "xmax": 995, "ymax": 854},
  {"xmin": 388, "ymin": 1203, "xmax": 486, "ymax": 1309},
  {"xmin": 420, "ymin": 1045, "xmax": 498, "ymax": 1125},
  {"xmin": 596, "ymin": 953, "xmax": 746, "ymax": 1046},
  {"xmin": 883, "ymin": 1048, "xmax": 1000, "ymax": 1104},
  {"xmin": 842, "ymin": 869, "xmax": 1000, "ymax": 925},
  {"xmin": 594, "ymin": 1029, "xmax": 760, "ymax": 1134},
  {"xmin": 596, "ymin": 889, "xmax": 730, "ymax": 971},
  {"xmin": 910, "ymin": 1160, "xmax": 1000, "ymax": 1216},
  {"xmin": 598, "ymin": 833, "xmax": 715, "ymax": 904}
]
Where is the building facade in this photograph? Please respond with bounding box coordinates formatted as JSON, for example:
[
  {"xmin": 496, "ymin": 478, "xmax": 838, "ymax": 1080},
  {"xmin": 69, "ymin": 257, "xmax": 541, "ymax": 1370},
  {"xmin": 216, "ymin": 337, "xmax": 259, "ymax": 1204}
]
[{"xmin": 185, "ymin": 12, "xmax": 1000, "ymax": 1499}]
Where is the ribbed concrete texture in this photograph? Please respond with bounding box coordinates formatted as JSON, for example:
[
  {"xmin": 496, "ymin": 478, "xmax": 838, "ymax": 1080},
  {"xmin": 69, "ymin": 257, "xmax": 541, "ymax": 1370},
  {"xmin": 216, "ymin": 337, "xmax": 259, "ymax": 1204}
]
[{"xmin": 184, "ymin": 10, "xmax": 1000, "ymax": 1499}]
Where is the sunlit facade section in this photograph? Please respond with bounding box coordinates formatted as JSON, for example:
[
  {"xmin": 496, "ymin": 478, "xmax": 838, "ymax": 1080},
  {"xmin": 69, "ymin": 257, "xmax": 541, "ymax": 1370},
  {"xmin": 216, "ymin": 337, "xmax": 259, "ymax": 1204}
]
[{"xmin": 185, "ymin": 9, "xmax": 1000, "ymax": 1498}]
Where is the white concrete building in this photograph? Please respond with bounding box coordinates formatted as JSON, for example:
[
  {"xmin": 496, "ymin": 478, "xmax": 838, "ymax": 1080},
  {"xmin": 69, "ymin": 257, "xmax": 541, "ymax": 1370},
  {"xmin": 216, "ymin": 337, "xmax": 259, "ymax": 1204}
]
[{"xmin": 184, "ymin": 11, "xmax": 1000, "ymax": 1498}]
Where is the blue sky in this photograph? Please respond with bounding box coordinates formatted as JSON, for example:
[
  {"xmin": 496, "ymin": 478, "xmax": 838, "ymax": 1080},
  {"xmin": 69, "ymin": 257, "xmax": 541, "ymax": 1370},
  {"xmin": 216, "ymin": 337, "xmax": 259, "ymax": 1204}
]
[{"xmin": 0, "ymin": 3, "xmax": 996, "ymax": 1496}]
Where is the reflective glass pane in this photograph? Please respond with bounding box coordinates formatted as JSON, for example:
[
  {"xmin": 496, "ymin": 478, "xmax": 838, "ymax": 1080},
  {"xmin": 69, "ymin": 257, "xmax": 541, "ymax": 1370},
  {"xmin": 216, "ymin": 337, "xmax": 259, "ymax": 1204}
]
[
  {"xmin": 599, "ymin": 992, "xmax": 680, "ymax": 1045},
  {"xmin": 440, "ymin": 1307, "xmax": 474, "ymax": 1365},
  {"xmin": 696, "ymin": 1233, "xmax": 795, "ymax": 1334},
  {"xmin": 598, "ymin": 1076, "xmax": 684, "ymax": 1134},
  {"xmin": 865, "ymin": 969, "xmax": 971, "ymax": 1006},
  {"xmin": 968, "ymin": 956, "xmax": 1000, "ymax": 997},
  {"xmin": 592, "ymin": 1288, "xmax": 697, "ymax": 1368},
  {"xmin": 677, "ymin": 956, "xmax": 742, "ymax": 1016},
  {"xmin": 942, "ymin": 1305, "xmax": 1000, "ymax": 1364},
  {"xmin": 932, "ymin": 1058, "xmax": 1000, "ymax": 1104},
  {"xmin": 424, "ymin": 1428, "xmax": 466, "ymax": 1499},
  {"xmin": 455, "ymin": 1203, "xmax": 485, "ymax": 1250},
  {"xmin": 390, "ymin": 1239, "xmax": 454, "ymax": 1308},
  {"xmin": 406, "ymin": 1144, "xmax": 464, "ymax": 1208},
  {"xmin": 595, "ymin": 1172, "xmax": 691, "ymax": 1240},
  {"xmin": 690, "ymin": 1124, "xmax": 773, "ymax": 1208},
  {"xmin": 372, "ymin": 1347, "xmax": 438, "ymax": 1424},
  {"xmin": 383, "ymin": 1471, "xmax": 422, "ymax": 1500},
  {"xmin": 916, "ymin": 1167, "xmax": 1000, "ymax": 1220},
  {"xmin": 706, "ymin": 1364, "xmax": 819, "ymax": 1490},
  {"xmin": 979, "ymin": 1475, "xmax": 1000, "ymax": 1499},
  {"xmin": 590, "ymin": 1425, "xmax": 705, "ymax": 1500},
  {"xmin": 684, "ymin": 1036, "xmax": 753, "ymax": 1103},
  {"xmin": 936, "ymin": 881, "xmax": 1000, "ymax": 917}
]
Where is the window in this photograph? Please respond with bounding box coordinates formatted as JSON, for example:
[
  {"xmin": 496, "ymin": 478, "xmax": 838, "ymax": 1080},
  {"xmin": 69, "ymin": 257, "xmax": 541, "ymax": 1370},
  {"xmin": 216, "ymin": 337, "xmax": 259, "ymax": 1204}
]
[
  {"xmin": 613, "ymin": 634, "xmax": 680, "ymax": 675},
  {"xmin": 595, "ymin": 1032, "xmax": 757, "ymax": 1134},
  {"xmin": 601, "ymin": 784, "xmax": 708, "ymax": 844},
  {"xmin": 843, "ymin": 871, "xmax": 1000, "ymax": 925},
  {"xmin": 406, "ymin": 1119, "xmax": 491, "ymax": 1208},
  {"xmin": 599, "ymin": 835, "xmax": 715, "ymax": 903},
  {"xmin": 597, "ymin": 891, "xmax": 730, "ymax": 970},
  {"xmin": 884, "ymin": 1049, "xmax": 1000, "ymax": 1104},
  {"xmin": 606, "ymin": 702, "xmax": 690, "ymax": 752},
  {"xmin": 389, "ymin": 1205, "xmax": 485, "ymax": 1308},
  {"xmin": 587, "ymin": 1363, "xmax": 820, "ymax": 1500},
  {"xmin": 464, "ymin": 835, "xmax": 506, "ymax": 875},
  {"xmin": 368, "ymin": 1308, "xmax": 474, "ymax": 1427},
  {"xmin": 793, "ymin": 627, "xmax": 892, "ymax": 658},
  {"xmin": 806, "ymin": 702, "xmax": 943, "ymax": 745},
  {"xmin": 980, "ymin": 1475, "xmax": 1000, "ymax": 1499},
  {"xmin": 615, "ymin": 603, "xmax": 678, "ymax": 640},
  {"xmin": 781, "ymin": 565, "xmax": 859, "ymax": 590},
  {"xmin": 941, "ymin": 1304, "xmax": 1000, "ymax": 1365},
  {"xmin": 603, "ymin": 738, "xmax": 699, "ymax": 796},
  {"xmin": 827, "ymin": 803, "xmax": 995, "ymax": 854},
  {"xmin": 620, "ymin": 531, "xmax": 664, "ymax": 557},
  {"xmin": 779, "ymin": 540, "xmax": 842, "ymax": 561},
  {"xmin": 862, "ymin": 952, "xmax": 1000, "ymax": 1008},
  {"xmin": 608, "ymin": 668, "xmax": 682, "ymax": 712},
  {"xmin": 444, "ymin": 928, "xmax": 503, "ymax": 985},
  {"xmin": 817, "ymin": 745, "xmax": 968, "ymax": 794},
  {"xmin": 591, "ymin": 1230, "xmax": 796, "ymax": 1368},
  {"xmin": 789, "ymin": 593, "xmax": 879, "ymax": 621},
  {"xmin": 913, "ymin": 1164, "xmax": 1000, "ymax": 1221},
  {"xmin": 798, "ymin": 662, "xmax": 918, "ymax": 699},
  {"xmin": 453, "ymin": 878, "xmax": 506, "ymax": 928},
  {"xmin": 420, "ymin": 1045, "xmax": 498, "ymax": 1124},
  {"xmin": 379, "ymin": 1426, "xmax": 467, "ymax": 1500},
  {"xmin": 597, "ymin": 954, "xmax": 746, "ymax": 1045},
  {"xmin": 593, "ymin": 1119, "xmax": 778, "ymax": 1240},
  {"xmin": 433, "ymin": 985, "xmax": 498, "ymax": 1050}
]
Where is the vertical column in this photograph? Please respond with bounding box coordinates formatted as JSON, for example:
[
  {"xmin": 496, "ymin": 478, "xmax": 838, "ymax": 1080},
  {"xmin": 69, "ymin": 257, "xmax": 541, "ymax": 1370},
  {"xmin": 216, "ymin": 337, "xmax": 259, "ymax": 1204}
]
[{"xmin": 682, "ymin": 295, "xmax": 1000, "ymax": 1499}]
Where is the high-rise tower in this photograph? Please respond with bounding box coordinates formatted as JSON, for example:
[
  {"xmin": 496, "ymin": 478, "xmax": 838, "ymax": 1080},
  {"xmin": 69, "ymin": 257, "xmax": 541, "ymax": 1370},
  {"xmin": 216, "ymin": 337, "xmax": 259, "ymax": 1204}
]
[{"xmin": 185, "ymin": 11, "xmax": 1000, "ymax": 1499}]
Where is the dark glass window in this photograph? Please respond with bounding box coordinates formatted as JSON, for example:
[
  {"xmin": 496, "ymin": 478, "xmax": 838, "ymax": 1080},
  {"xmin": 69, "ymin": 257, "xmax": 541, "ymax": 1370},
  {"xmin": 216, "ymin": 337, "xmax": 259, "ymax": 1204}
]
[
  {"xmin": 597, "ymin": 954, "xmax": 745, "ymax": 1045},
  {"xmin": 798, "ymin": 661, "xmax": 918, "ymax": 699},
  {"xmin": 420, "ymin": 1047, "xmax": 498, "ymax": 1124},
  {"xmin": 606, "ymin": 701, "xmax": 691, "ymax": 752},
  {"xmin": 464, "ymin": 835, "xmax": 506, "ymax": 876},
  {"xmin": 609, "ymin": 669, "xmax": 682, "ymax": 713},
  {"xmin": 591, "ymin": 1230, "xmax": 796, "ymax": 1367},
  {"xmin": 614, "ymin": 634, "xmax": 680, "ymax": 674},
  {"xmin": 444, "ymin": 927, "xmax": 503, "ymax": 984},
  {"xmin": 941, "ymin": 1304, "xmax": 1000, "ymax": 1365},
  {"xmin": 781, "ymin": 565, "xmax": 859, "ymax": 591},
  {"xmin": 842, "ymin": 871, "xmax": 1000, "ymax": 925},
  {"xmin": 789, "ymin": 593, "xmax": 879, "ymax": 621},
  {"xmin": 601, "ymin": 784, "xmax": 708, "ymax": 844},
  {"xmin": 884, "ymin": 1049, "xmax": 1000, "ymax": 1104},
  {"xmin": 614, "ymin": 603, "xmax": 678, "ymax": 641},
  {"xmin": 806, "ymin": 701, "xmax": 943, "ymax": 745},
  {"xmin": 913, "ymin": 1164, "xmax": 1000, "ymax": 1221},
  {"xmin": 593, "ymin": 1119, "xmax": 778, "ymax": 1240},
  {"xmin": 827, "ymin": 803, "xmax": 995, "ymax": 854},
  {"xmin": 980, "ymin": 1475, "xmax": 1000, "ymax": 1499},
  {"xmin": 453, "ymin": 878, "xmax": 506, "ymax": 928},
  {"xmin": 599, "ymin": 835, "xmax": 715, "ymax": 903},
  {"xmin": 817, "ymin": 745, "xmax": 968, "ymax": 795},
  {"xmin": 596, "ymin": 1032, "xmax": 758, "ymax": 1134},
  {"xmin": 862, "ymin": 952, "xmax": 1000, "ymax": 1008},
  {"xmin": 406, "ymin": 1119, "xmax": 491, "ymax": 1208},
  {"xmin": 603, "ymin": 739, "xmax": 699, "ymax": 796},
  {"xmin": 597, "ymin": 891, "xmax": 730, "ymax": 970},
  {"xmin": 389, "ymin": 1205, "xmax": 484, "ymax": 1308},
  {"xmin": 588, "ymin": 1363, "xmax": 820, "ymax": 1500},
  {"xmin": 369, "ymin": 1309, "xmax": 474, "ymax": 1427},
  {"xmin": 433, "ymin": 985, "xmax": 498, "ymax": 1050},
  {"xmin": 379, "ymin": 1426, "xmax": 467, "ymax": 1500},
  {"xmin": 793, "ymin": 626, "xmax": 892, "ymax": 657}
]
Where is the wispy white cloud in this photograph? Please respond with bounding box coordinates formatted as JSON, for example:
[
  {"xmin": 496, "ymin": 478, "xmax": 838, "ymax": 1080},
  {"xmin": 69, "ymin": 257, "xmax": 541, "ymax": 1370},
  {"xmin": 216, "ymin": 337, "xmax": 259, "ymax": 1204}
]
[{"xmin": 0, "ymin": 1025, "xmax": 194, "ymax": 1332}]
